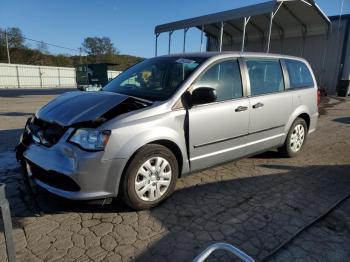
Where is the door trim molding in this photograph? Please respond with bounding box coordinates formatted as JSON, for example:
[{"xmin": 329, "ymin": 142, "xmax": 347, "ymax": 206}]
[
  {"xmin": 193, "ymin": 124, "xmax": 284, "ymax": 149},
  {"xmin": 191, "ymin": 133, "xmax": 285, "ymax": 161}
]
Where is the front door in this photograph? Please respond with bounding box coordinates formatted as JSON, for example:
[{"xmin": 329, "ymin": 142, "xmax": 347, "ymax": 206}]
[{"xmin": 189, "ymin": 59, "xmax": 250, "ymax": 171}]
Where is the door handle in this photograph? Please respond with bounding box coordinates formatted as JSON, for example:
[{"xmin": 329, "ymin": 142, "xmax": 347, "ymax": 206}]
[
  {"xmin": 252, "ymin": 102, "xmax": 264, "ymax": 109},
  {"xmin": 235, "ymin": 106, "xmax": 248, "ymax": 112}
]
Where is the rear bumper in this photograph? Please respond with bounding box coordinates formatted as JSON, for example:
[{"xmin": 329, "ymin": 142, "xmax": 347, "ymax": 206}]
[{"xmin": 24, "ymin": 142, "xmax": 127, "ymax": 200}]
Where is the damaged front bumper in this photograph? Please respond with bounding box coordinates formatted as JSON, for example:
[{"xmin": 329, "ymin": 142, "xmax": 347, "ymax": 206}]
[
  {"xmin": 16, "ymin": 118, "xmax": 127, "ymax": 200},
  {"xmin": 14, "ymin": 92, "xmax": 152, "ymax": 201}
]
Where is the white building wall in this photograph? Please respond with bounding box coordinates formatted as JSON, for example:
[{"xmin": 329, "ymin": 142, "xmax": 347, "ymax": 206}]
[
  {"xmin": 0, "ymin": 63, "xmax": 122, "ymax": 88},
  {"xmin": 107, "ymin": 70, "xmax": 122, "ymax": 80},
  {"xmin": 0, "ymin": 63, "xmax": 76, "ymax": 88}
]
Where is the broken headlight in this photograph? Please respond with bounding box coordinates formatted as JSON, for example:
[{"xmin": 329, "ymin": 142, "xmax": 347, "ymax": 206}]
[{"xmin": 69, "ymin": 129, "xmax": 111, "ymax": 151}]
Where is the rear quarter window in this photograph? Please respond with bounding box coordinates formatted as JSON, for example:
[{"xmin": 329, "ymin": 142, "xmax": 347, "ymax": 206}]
[{"xmin": 285, "ymin": 59, "xmax": 314, "ymax": 89}]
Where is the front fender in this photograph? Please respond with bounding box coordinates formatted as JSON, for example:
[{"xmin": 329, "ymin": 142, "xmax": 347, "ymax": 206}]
[
  {"xmin": 102, "ymin": 110, "xmax": 188, "ymax": 170},
  {"xmin": 118, "ymin": 126, "xmax": 187, "ymax": 161}
]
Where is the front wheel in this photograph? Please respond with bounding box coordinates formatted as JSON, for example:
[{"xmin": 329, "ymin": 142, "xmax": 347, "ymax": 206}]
[
  {"xmin": 121, "ymin": 144, "xmax": 178, "ymax": 210},
  {"xmin": 278, "ymin": 118, "xmax": 308, "ymax": 158}
]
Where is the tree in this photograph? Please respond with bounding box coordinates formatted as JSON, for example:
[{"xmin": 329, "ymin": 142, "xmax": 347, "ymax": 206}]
[
  {"xmin": 36, "ymin": 41, "xmax": 49, "ymax": 54},
  {"xmin": 82, "ymin": 37, "xmax": 117, "ymax": 56},
  {"xmin": 0, "ymin": 27, "xmax": 26, "ymax": 49},
  {"xmin": 0, "ymin": 27, "xmax": 142, "ymax": 69},
  {"xmin": 55, "ymin": 54, "xmax": 74, "ymax": 67}
]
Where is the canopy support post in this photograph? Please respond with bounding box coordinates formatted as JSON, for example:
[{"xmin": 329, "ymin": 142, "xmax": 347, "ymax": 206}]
[
  {"xmin": 168, "ymin": 31, "xmax": 173, "ymax": 55},
  {"xmin": 219, "ymin": 22, "xmax": 224, "ymax": 52},
  {"xmin": 266, "ymin": 12, "xmax": 273, "ymax": 53},
  {"xmin": 266, "ymin": 1, "xmax": 284, "ymax": 53},
  {"xmin": 241, "ymin": 17, "xmax": 250, "ymax": 52},
  {"xmin": 155, "ymin": 33, "xmax": 160, "ymax": 57},
  {"xmin": 200, "ymin": 25, "xmax": 204, "ymax": 52},
  {"xmin": 183, "ymin": 28, "xmax": 189, "ymax": 53}
]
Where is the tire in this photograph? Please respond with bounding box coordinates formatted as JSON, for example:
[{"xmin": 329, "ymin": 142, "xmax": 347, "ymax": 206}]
[
  {"xmin": 121, "ymin": 144, "xmax": 178, "ymax": 210},
  {"xmin": 278, "ymin": 118, "xmax": 308, "ymax": 158}
]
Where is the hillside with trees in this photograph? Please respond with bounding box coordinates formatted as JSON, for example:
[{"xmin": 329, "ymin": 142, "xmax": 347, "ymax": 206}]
[{"xmin": 0, "ymin": 27, "xmax": 143, "ymax": 71}]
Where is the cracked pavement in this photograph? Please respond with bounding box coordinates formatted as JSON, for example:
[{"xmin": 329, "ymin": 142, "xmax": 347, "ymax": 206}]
[{"xmin": 0, "ymin": 89, "xmax": 349, "ymax": 261}]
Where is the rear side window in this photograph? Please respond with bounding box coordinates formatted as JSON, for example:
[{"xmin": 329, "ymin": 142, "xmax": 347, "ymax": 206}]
[
  {"xmin": 246, "ymin": 58, "xmax": 285, "ymax": 96},
  {"xmin": 194, "ymin": 59, "xmax": 243, "ymax": 102},
  {"xmin": 285, "ymin": 59, "xmax": 314, "ymax": 88}
]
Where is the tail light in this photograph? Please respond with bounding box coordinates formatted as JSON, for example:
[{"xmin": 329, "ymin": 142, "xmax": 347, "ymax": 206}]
[{"xmin": 317, "ymin": 89, "xmax": 321, "ymax": 107}]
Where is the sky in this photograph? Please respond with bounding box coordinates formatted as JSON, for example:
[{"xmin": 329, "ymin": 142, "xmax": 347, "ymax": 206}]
[{"xmin": 0, "ymin": 0, "xmax": 349, "ymax": 58}]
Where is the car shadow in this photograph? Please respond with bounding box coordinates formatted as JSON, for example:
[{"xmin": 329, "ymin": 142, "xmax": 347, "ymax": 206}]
[
  {"xmin": 250, "ymin": 150, "xmax": 284, "ymax": 159},
  {"xmin": 133, "ymin": 164, "xmax": 350, "ymax": 261},
  {"xmin": 333, "ymin": 116, "xmax": 350, "ymax": 125},
  {"xmin": 0, "ymin": 129, "xmax": 24, "ymax": 153},
  {"xmin": 2, "ymin": 164, "xmax": 350, "ymax": 261},
  {"xmin": 0, "ymin": 112, "xmax": 33, "ymax": 117},
  {"xmin": 0, "ymin": 88, "xmax": 76, "ymax": 98}
]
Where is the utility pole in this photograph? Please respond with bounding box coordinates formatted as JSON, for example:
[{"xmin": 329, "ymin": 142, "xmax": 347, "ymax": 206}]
[{"xmin": 5, "ymin": 29, "xmax": 11, "ymax": 64}]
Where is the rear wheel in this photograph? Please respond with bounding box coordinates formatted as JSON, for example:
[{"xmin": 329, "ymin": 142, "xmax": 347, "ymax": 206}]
[
  {"xmin": 278, "ymin": 118, "xmax": 308, "ymax": 158},
  {"xmin": 121, "ymin": 144, "xmax": 178, "ymax": 210}
]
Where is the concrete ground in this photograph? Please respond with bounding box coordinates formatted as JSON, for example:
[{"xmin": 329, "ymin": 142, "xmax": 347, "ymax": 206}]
[
  {"xmin": 0, "ymin": 88, "xmax": 349, "ymax": 262},
  {"xmin": 0, "ymin": 88, "xmax": 76, "ymax": 153}
]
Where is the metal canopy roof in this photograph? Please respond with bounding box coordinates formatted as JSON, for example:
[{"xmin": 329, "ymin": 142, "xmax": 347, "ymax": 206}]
[{"xmin": 155, "ymin": 0, "xmax": 331, "ymax": 40}]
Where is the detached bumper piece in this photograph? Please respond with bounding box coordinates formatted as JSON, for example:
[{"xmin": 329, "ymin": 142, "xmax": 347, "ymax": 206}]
[{"xmin": 27, "ymin": 160, "xmax": 80, "ymax": 192}]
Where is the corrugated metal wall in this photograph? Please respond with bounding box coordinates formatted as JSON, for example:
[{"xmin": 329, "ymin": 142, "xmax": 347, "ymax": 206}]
[{"xmin": 0, "ymin": 63, "xmax": 122, "ymax": 88}]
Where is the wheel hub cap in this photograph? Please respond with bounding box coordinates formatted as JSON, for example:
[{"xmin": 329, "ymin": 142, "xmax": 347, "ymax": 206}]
[
  {"xmin": 290, "ymin": 124, "xmax": 305, "ymax": 153},
  {"xmin": 135, "ymin": 157, "xmax": 172, "ymax": 202}
]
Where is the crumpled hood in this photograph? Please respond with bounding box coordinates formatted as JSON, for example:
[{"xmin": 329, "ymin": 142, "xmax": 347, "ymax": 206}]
[{"xmin": 36, "ymin": 91, "xmax": 129, "ymax": 126}]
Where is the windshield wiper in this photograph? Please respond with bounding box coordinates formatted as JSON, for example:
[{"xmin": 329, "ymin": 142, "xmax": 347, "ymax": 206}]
[{"xmin": 129, "ymin": 96, "xmax": 153, "ymax": 107}]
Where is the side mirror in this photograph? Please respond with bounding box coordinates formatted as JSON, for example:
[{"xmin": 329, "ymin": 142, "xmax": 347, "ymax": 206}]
[{"xmin": 191, "ymin": 87, "xmax": 217, "ymax": 106}]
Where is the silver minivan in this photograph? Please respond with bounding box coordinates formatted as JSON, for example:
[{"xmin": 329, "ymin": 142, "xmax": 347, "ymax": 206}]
[{"xmin": 17, "ymin": 52, "xmax": 319, "ymax": 210}]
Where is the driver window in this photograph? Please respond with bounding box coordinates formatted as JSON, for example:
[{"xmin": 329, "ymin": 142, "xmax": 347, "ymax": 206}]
[{"xmin": 194, "ymin": 59, "xmax": 243, "ymax": 102}]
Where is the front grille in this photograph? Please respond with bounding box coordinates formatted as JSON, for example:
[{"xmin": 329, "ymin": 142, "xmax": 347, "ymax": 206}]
[
  {"xmin": 28, "ymin": 161, "xmax": 80, "ymax": 192},
  {"xmin": 28, "ymin": 117, "xmax": 67, "ymax": 147}
]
